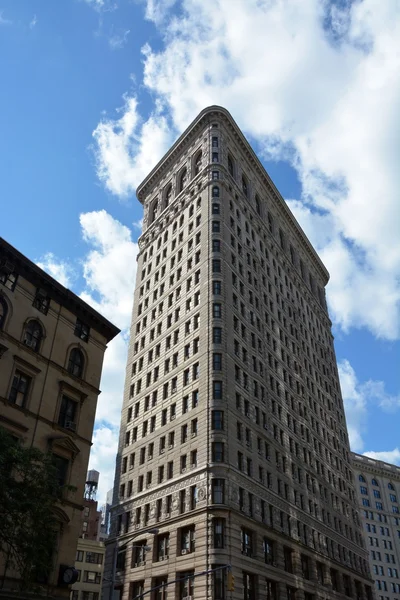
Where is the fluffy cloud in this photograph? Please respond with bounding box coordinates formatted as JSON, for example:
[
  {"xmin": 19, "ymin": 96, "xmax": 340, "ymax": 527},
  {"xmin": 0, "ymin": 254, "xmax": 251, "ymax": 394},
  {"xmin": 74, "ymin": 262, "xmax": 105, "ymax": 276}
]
[
  {"xmin": 38, "ymin": 210, "xmax": 138, "ymax": 502},
  {"xmin": 36, "ymin": 252, "xmax": 75, "ymax": 288},
  {"xmin": 338, "ymin": 359, "xmax": 400, "ymax": 453},
  {"xmin": 363, "ymin": 449, "xmax": 400, "ymax": 465},
  {"xmin": 92, "ymin": 96, "xmax": 173, "ymax": 197},
  {"xmin": 92, "ymin": 0, "xmax": 400, "ymax": 340},
  {"xmin": 88, "ymin": 425, "xmax": 119, "ymax": 502},
  {"xmin": 338, "ymin": 359, "xmax": 368, "ymax": 452}
]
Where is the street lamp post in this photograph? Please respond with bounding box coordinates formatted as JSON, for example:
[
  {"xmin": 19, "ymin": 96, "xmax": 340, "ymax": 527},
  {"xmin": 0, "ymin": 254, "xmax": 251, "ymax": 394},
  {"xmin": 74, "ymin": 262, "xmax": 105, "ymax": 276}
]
[{"xmin": 108, "ymin": 528, "xmax": 159, "ymax": 600}]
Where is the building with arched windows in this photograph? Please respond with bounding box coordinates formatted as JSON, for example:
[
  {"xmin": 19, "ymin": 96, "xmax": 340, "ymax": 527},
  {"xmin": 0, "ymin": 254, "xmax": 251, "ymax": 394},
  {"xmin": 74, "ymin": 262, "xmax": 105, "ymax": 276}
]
[
  {"xmin": 0, "ymin": 237, "xmax": 119, "ymax": 599},
  {"xmin": 352, "ymin": 452, "xmax": 400, "ymax": 600},
  {"xmin": 104, "ymin": 107, "xmax": 374, "ymax": 600}
]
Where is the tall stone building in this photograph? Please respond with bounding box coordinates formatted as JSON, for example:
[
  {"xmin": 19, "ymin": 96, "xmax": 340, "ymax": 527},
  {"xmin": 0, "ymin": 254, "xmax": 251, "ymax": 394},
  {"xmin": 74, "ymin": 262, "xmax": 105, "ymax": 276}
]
[
  {"xmin": 104, "ymin": 107, "xmax": 374, "ymax": 600},
  {"xmin": 0, "ymin": 237, "xmax": 119, "ymax": 598},
  {"xmin": 352, "ymin": 452, "xmax": 400, "ymax": 600}
]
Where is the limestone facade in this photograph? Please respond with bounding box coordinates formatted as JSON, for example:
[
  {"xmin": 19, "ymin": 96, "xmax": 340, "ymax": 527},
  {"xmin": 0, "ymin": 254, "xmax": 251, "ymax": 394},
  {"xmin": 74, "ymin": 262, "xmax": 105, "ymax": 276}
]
[
  {"xmin": 352, "ymin": 453, "xmax": 400, "ymax": 600},
  {"xmin": 104, "ymin": 107, "xmax": 374, "ymax": 600}
]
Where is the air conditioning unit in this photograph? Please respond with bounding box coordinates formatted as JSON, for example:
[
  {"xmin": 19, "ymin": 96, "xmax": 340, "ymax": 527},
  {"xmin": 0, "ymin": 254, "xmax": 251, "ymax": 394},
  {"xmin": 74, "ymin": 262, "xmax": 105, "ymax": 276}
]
[
  {"xmin": 65, "ymin": 421, "xmax": 77, "ymax": 432},
  {"xmin": 272, "ymin": 562, "xmax": 278, "ymax": 567},
  {"xmin": 181, "ymin": 468, "xmax": 187, "ymax": 473},
  {"xmin": 264, "ymin": 424, "xmax": 268, "ymax": 430},
  {"xmin": 168, "ymin": 444, "xmax": 174, "ymax": 449},
  {"xmin": 246, "ymin": 441, "xmax": 250, "ymax": 447},
  {"xmin": 191, "ymin": 464, "xmax": 197, "ymax": 469},
  {"xmin": 160, "ymin": 449, "xmax": 165, "ymax": 454},
  {"xmin": 258, "ymin": 450, "xmax": 262, "ymax": 455},
  {"xmin": 171, "ymin": 415, "xmax": 176, "ymax": 420},
  {"xmin": 24, "ymin": 338, "xmax": 34, "ymax": 348},
  {"xmin": 181, "ymin": 549, "xmax": 188, "ymax": 555},
  {"xmin": 148, "ymin": 454, "xmax": 153, "ymax": 460},
  {"xmin": 191, "ymin": 433, "xmax": 197, "ymax": 438},
  {"xmin": 182, "ymin": 596, "xmax": 192, "ymax": 600}
]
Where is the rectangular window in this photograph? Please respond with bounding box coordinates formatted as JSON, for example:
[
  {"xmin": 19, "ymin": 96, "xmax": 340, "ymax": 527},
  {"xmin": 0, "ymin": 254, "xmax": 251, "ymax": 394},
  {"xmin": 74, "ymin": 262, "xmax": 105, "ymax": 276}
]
[
  {"xmin": 241, "ymin": 528, "xmax": 253, "ymax": 557},
  {"xmin": 85, "ymin": 552, "xmax": 103, "ymax": 564},
  {"xmin": 212, "ymin": 479, "xmax": 225, "ymax": 504},
  {"xmin": 263, "ymin": 538, "xmax": 275, "ymax": 565},
  {"xmin": 212, "ymin": 280, "xmax": 222, "ymax": 295},
  {"xmin": 213, "ymin": 327, "xmax": 222, "ymax": 343},
  {"xmin": 212, "ymin": 353, "xmax": 222, "ymax": 370},
  {"xmin": 212, "ymin": 442, "xmax": 224, "ymax": 462},
  {"xmin": 212, "ymin": 221, "xmax": 220, "ymax": 232},
  {"xmin": 212, "ymin": 410, "xmax": 224, "ymax": 430},
  {"xmin": 58, "ymin": 395, "xmax": 78, "ymax": 429},
  {"xmin": 213, "ymin": 381, "xmax": 223, "ymax": 400},
  {"xmin": 9, "ymin": 370, "xmax": 31, "ymax": 407},
  {"xmin": 213, "ymin": 518, "xmax": 225, "ymax": 548},
  {"xmin": 243, "ymin": 572, "xmax": 256, "ymax": 600},
  {"xmin": 213, "ymin": 303, "xmax": 222, "ymax": 318},
  {"xmin": 0, "ymin": 268, "xmax": 18, "ymax": 291},
  {"xmin": 33, "ymin": 288, "xmax": 50, "ymax": 314},
  {"xmin": 74, "ymin": 319, "xmax": 90, "ymax": 342}
]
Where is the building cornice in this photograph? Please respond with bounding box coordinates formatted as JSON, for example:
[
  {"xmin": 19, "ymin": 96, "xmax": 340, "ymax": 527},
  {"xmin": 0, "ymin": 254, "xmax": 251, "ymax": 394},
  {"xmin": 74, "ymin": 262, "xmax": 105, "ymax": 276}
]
[
  {"xmin": 351, "ymin": 452, "xmax": 400, "ymax": 482},
  {"xmin": 0, "ymin": 238, "xmax": 120, "ymax": 342}
]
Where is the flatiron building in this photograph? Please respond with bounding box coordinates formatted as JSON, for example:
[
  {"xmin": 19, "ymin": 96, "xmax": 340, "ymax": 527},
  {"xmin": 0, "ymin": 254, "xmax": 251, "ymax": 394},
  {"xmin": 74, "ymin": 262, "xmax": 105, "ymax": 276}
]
[{"xmin": 105, "ymin": 106, "xmax": 374, "ymax": 600}]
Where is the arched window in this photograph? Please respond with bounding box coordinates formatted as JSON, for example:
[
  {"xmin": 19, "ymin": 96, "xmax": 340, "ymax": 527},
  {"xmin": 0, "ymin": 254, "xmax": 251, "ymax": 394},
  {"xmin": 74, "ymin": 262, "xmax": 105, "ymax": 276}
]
[
  {"xmin": 179, "ymin": 168, "xmax": 188, "ymax": 192},
  {"xmin": 228, "ymin": 155, "xmax": 234, "ymax": 177},
  {"xmin": 23, "ymin": 320, "xmax": 43, "ymax": 352},
  {"xmin": 388, "ymin": 483, "xmax": 395, "ymax": 491},
  {"xmin": 371, "ymin": 479, "xmax": 379, "ymax": 486},
  {"xmin": 0, "ymin": 297, "xmax": 7, "ymax": 329},
  {"xmin": 212, "ymin": 186, "xmax": 220, "ymax": 198},
  {"xmin": 242, "ymin": 175, "xmax": 248, "ymax": 198},
  {"xmin": 164, "ymin": 185, "xmax": 172, "ymax": 208},
  {"xmin": 194, "ymin": 151, "xmax": 202, "ymax": 176},
  {"xmin": 149, "ymin": 200, "xmax": 158, "ymax": 224},
  {"xmin": 68, "ymin": 348, "xmax": 85, "ymax": 378},
  {"xmin": 359, "ymin": 474, "xmax": 366, "ymax": 482},
  {"xmin": 255, "ymin": 195, "xmax": 261, "ymax": 216}
]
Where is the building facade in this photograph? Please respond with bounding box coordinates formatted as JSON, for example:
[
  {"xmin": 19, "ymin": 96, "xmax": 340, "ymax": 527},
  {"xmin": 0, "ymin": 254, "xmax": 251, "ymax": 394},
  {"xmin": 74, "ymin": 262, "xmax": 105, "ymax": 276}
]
[
  {"xmin": 0, "ymin": 237, "xmax": 119, "ymax": 598},
  {"xmin": 104, "ymin": 106, "xmax": 374, "ymax": 600},
  {"xmin": 71, "ymin": 538, "xmax": 105, "ymax": 600},
  {"xmin": 352, "ymin": 453, "xmax": 400, "ymax": 600}
]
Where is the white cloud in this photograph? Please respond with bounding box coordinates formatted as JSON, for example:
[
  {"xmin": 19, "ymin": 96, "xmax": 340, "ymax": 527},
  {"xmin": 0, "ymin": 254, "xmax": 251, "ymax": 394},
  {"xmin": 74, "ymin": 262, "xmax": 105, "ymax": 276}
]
[
  {"xmin": 338, "ymin": 358, "xmax": 400, "ymax": 453},
  {"xmin": 92, "ymin": 96, "xmax": 173, "ymax": 197},
  {"xmin": 29, "ymin": 14, "xmax": 37, "ymax": 29},
  {"xmin": 338, "ymin": 359, "xmax": 368, "ymax": 452},
  {"xmin": 78, "ymin": 209, "xmax": 138, "ymax": 328},
  {"xmin": 77, "ymin": 210, "xmax": 139, "ymax": 502},
  {"xmin": 92, "ymin": 0, "xmax": 400, "ymax": 340},
  {"xmin": 88, "ymin": 425, "xmax": 119, "ymax": 502},
  {"xmin": 0, "ymin": 10, "xmax": 12, "ymax": 25},
  {"xmin": 36, "ymin": 252, "xmax": 75, "ymax": 288},
  {"xmin": 39, "ymin": 211, "xmax": 138, "ymax": 503},
  {"xmin": 108, "ymin": 28, "xmax": 130, "ymax": 50},
  {"xmin": 363, "ymin": 449, "xmax": 400, "ymax": 465}
]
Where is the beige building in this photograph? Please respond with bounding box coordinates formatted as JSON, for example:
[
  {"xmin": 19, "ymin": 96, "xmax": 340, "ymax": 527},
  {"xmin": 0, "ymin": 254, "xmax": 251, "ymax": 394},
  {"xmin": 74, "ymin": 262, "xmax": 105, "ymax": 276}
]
[
  {"xmin": 0, "ymin": 237, "xmax": 119, "ymax": 598},
  {"xmin": 71, "ymin": 538, "xmax": 105, "ymax": 600},
  {"xmin": 103, "ymin": 106, "xmax": 374, "ymax": 600},
  {"xmin": 352, "ymin": 453, "xmax": 400, "ymax": 600}
]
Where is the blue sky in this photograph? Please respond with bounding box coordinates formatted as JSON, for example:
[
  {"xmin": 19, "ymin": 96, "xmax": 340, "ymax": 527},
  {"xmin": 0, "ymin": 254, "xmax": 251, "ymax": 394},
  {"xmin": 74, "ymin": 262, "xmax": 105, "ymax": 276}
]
[{"xmin": 1, "ymin": 0, "xmax": 399, "ymax": 502}]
